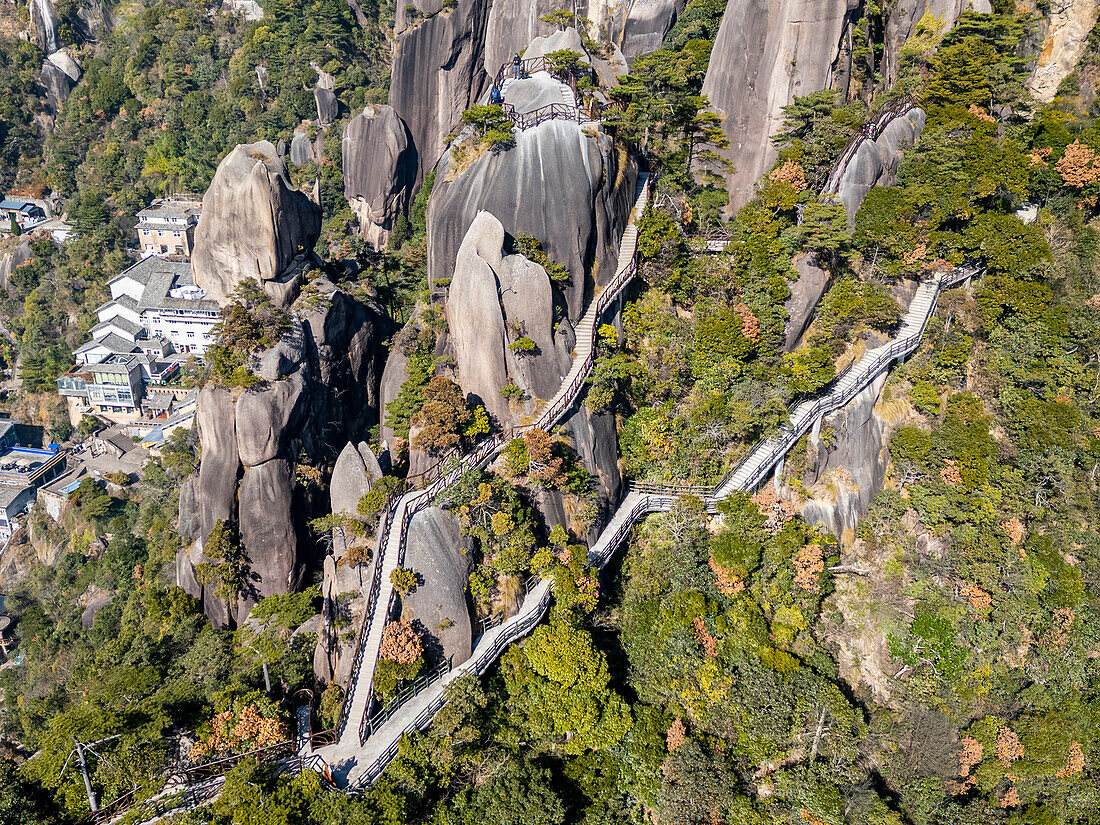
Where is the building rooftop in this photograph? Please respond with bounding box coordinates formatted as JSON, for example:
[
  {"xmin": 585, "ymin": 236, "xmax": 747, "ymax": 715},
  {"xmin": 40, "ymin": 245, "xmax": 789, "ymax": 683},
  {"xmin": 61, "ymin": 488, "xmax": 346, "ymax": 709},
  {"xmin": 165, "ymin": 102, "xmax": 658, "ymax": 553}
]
[
  {"xmin": 76, "ymin": 334, "xmax": 139, "ymax": 359},
  {"xmin": 0, "ymin": 199, "xmax": 41, "ymax": 212},
  {"xmin": 0, "ymin": 483, "xmax": 32, "ymax": 510},
  {"xmin": 91, "ymin": 316, "xmax": 143, "ymax": 339},
  {"xmin": 106, "ymin": 257, "xmax": 219, "ymax": 314},
  {"xmin": 136, "ymin": 197, "xmax": 202, "ymax": 223},
  {"xmin": 88, "ymin": 355, "xmax": 141, "ymax": 374}
]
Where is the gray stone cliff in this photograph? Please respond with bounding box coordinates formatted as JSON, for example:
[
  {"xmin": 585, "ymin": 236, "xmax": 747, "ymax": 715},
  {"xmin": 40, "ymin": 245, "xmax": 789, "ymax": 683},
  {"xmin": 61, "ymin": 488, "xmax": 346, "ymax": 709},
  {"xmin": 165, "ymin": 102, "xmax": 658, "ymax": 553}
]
[{"xmin": 343, "ymin": 105, "xmax": 418, "ymax": 249}]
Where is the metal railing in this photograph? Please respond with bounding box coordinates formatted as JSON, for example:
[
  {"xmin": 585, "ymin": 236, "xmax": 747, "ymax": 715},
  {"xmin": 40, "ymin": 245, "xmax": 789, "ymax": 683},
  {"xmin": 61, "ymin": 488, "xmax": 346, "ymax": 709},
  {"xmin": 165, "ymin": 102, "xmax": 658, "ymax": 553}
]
[
  {"xmin": 349, "ymin": 582, "xmax": 555, "ymax": 790},
  {"xmin": 362, "ymin": 657, "xmax": 453, "ymax": 735},
  {"xmin": 491, "ymin": 56, "xmax": 586, "ymax": 131}
]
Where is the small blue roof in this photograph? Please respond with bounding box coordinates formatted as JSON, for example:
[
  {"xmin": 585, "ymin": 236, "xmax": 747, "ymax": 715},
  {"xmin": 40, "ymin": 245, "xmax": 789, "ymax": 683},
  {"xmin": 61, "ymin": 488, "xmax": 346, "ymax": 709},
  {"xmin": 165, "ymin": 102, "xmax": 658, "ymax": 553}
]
[
  {"xmin": 141, "ymin": 427, "xmax": 165, "ymax": 446},
  {"xmin": 59, "ymin": 479, "xmax": 83, "ymax": 495},
  {"xmin": 0, "ymin": 199, "xmax": 36, "ymax": 211}
]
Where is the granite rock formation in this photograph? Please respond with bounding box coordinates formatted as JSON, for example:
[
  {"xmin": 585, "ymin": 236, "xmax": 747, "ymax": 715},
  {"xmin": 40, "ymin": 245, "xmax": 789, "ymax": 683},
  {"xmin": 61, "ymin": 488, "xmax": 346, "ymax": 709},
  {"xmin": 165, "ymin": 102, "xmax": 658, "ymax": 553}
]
[
  {"xmin": 400, "ymin": 506, "xmax": 474, "ymax": 665},
  {"xmin": 701, "ymin": 0, "xmax": 859, "ymax": 211},
  {"xmin": 784, "ymin": 253, "xmax": 830, "ymax": 352},
  {"xmin": 388, "ymin": 0, "xmax": 492, "ymax": 184},
  {"xmin": 177, "ymin": 281, "xmax": 387, "ymax": 628},
  {"xmin": 1028, "ymin": 0, "xmax": 1100, "ymax": 103},
  {"xmin": 445, "ymin": 211, "xmax": 572, "ymax": 425},
  {"xmin": 830, "ymin": 106, "xmax": 927, "ymax": 226},
  {"xmin": 881, "ymin": 0, "xmax": 992, "ymax": 86},
  {"xmin": 192, "ymin": 141, "xmax": 321, "ymax": 307},
  {"xmin": 343, "ymin": 105, "xmax": 418, "ymax": 248},
  {"xmin": 427, "ymin": 119, "xmax": 638, "ymax": 321}
]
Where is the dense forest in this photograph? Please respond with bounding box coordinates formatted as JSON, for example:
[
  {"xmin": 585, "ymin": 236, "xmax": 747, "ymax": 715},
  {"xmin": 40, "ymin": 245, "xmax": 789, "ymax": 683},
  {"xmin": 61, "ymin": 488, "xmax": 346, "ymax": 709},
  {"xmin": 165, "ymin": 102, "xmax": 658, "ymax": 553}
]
[{"xmin": 1, "ymin": 0, "xmax": 1099, "ymax": 823}]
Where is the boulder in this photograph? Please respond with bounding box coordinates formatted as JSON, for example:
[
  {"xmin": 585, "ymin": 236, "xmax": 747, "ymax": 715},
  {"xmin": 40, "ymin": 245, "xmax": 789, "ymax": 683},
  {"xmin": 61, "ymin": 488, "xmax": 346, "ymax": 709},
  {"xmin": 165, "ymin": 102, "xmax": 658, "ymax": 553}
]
[
  {"xmin": 330, "ymin": 441, "xmax": 384, "ymax": 516},
  {"xmin": 388, "ymin": 0, "xmax": 492, "ymax": 184},
  {"xmin": 39, "ymin": 59, "xmax": 76, "ymax": 111},
  {"xmin": 400, "ymin": 506, "xmax": 473, "ymax": 666},
  {"xmin": 784, "ymin": 253, "xmax": 830, "ymax": 352},
  {"xmin": 314, "ymin": 87, "xmax": 339, "ymax": 126},
  {"xmin": 47, "ymin": 50, "xmax": 81, "ymax": 82},
  {"xmin": 447, "ymin": 212, "xmax": 512, "ymax": 422},
  {"xmin": 1028, "ymin": 0, "xmax": 1100, "ymax": 103},
  {"xmin": 701, "ymin": 0, "xmax": 858, "ymax": 211},
  {"xmin": 343, "ymin": 105, "xmax": 418, "ymax": 248},
  {"xmin": 234, "ymin": 370, "xmax": 309, "ymax": 467},
  {"xmin": 428, "ymin": 119, "xmax": 638, "ymax": 322},
  {"xmin": 0, "ymin": 237, "xmax": 33, "ymax": 291},
  {"xmin": 521, "ymin": 27, "xmax": 588, "ymax": 64},
  {"xmin": 191, "ymin": 141, "xmax": 321, "ymax": 307}
]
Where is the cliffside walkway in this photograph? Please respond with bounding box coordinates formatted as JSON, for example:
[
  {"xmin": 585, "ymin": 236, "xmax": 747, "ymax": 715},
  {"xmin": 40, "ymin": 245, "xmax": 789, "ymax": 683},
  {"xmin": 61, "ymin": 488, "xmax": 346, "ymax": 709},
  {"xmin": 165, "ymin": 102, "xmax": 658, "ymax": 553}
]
[
  {"xmin": 325, "ymin": 260, "xmax": 976, "ymax": 788},
  {"xmin": 322, "ymin": 173, "xmax": 651, "ymax": 768}
]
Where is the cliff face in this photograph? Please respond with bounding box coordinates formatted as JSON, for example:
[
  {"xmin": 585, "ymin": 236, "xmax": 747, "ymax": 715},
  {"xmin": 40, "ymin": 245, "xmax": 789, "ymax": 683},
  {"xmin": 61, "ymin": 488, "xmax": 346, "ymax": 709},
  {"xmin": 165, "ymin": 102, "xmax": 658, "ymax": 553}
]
[
  {"xmin": 701, "ymin": 0, "xmax": 859, "ymax": 211},
  {"xmin": 427, "ymin": 120, "xmax": 638, "ymax": 321},
  {"xmin": 343, "ymin": 105, "xmax": 418, "ymax": 249},
  {"xmin": 178, "ymin": 282, "xmax": 387, "ymax": 628},
  {"xmin": 388, "ymin": 0, "xmax": 493, "ymax": 184},
  {"xmin": 1028, "ymin": 0, "xmax": 1100, "ymax": 103},
  {"xmin": 483, "ymin": 0, "xmax": 681, "ymax": 72},
  {"xmin": 881, "ymin": 0, "xmax": 992, "ymax": 86},
  {"xmin": 192, "ymin": 141, "xmax": 321, "ymax": 307}
]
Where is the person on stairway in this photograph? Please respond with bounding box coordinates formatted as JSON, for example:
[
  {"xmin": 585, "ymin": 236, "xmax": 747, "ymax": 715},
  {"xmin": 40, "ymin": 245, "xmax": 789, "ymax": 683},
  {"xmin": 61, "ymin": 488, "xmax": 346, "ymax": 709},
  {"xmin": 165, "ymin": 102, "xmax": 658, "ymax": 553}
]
[{"xmin": 513, "ymin": 53, "xmax": 522, "ymax": 79}]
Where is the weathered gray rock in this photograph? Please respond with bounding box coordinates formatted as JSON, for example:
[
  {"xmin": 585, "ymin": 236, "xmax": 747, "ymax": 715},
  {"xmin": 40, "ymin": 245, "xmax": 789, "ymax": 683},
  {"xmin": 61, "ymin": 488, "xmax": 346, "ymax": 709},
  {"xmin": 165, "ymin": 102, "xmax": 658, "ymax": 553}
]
[
  {"xmin": 378, "ymin": 324, "xmax": 412, "ymax": 450},
  {"xmin": 39, "ymin": 59, "xmax": 76, "ymax": 111},
  {"xmin": 389, "ymin": 0, "xmax": 492, "ymax": 184},
  {"xmin": 447, "ymin": 212, "xmax": 512, "ymax": 422},
  {"xmin": 289, "ymin": 129, "xmax": 316, "ymax": 167},
  {"xmin": 194, "ymin": 386, "xmax": 241, "ymax": 544},
  {"xmin": 522, "ymin": 27, "xmax": 588, "ymax": 63},
  {"xmin": 428, "ymin": 119, "xmax": 638, "ymax": 321},
  {"xmin": 47, "ymin": 50, "xmax": 81, "ymax": 82},
  {"xmin": 238, "ymin": 459, "xmax": 300, "ymax": 615},
  {"xmin": 330, "ymin": 441, "xmax": 384, "ymax": 516},
  {"xmin": 799, "ymin": 372, "xmax": 889, "ymax": 543},
  {"xmin": 343, "ymin": 105, "xmax": 417, "ymax": 248},
  {"xmin": 0, "ymin": 237, "xmax": 32, "ymax": 291},
  {"xmin": 701, "ymin": 0, "xmax": 858, "ymax": 211},
  {"xmin": 30, "ymin": 0, "xmax": 60, "ymax": 53},
  {"xmin": 617, "ymin": 0, "xmax": 682, "ymax": 59},
  {"xmin": 832, "ymin": 107, "xmax": 926, "ymax": 225},
  {"xmin": 314, "ymin": 87, "xmax": 338, "ymax": 126},
  {"xmin": 1028, "ymin": 0, "xmax": 1100, "ymax": 103},
  {"xmin": 785, "ymin": 253, "xmax": 830, "ymax": 352},
  {"xmin": 883, "ymin": 0, "xmax": 993, "ymax": 86},
  {"xmin": 235, "ymin": 371, "xmax": 309, "ymax": 467},
  {"xmin": 192, "ymin": 141, "xmax": 321, "ymax": 307},
  {"xmin": 446, "ymin": 211, "xmax": 572, "ymax": 425},
  {"xmin": 400, "ymin": 506, "xmax": 473, "ymax": 665}
]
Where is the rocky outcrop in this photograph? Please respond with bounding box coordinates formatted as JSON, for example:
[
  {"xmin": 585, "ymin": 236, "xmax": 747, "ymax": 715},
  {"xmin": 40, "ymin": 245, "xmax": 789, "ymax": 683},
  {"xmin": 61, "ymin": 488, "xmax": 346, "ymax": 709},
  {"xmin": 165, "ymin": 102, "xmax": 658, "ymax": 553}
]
[
  {"xmin": 521, "ymin": 27, "xmax": 589, "ymax": 64},
  {"xmin": 315, "ymin": 87, "xmax": 338, "ymax": 125},
  {"xmin": 0, "ymin": 237, "xmax": 32, "ymax": 291},
  {"xmin": 388, "ymin": 0, "xmax": 492, "ymax": 184},
  {"xmin": 702, "ymin": 0, "xmax": 858, "ymax": 211},
  {"xmin": 830, "ymin": 107, "xmax": 927, "ymax": 226},
  {"xmin": 428, "ymin": 119, "xmax": 638, "ymax": 321},
  {"xmin": 192, "ymin": 141, "xmax": 321, "ymax": 306},
  {"xmin": 330, "ymin": 441, "xmax": 383, "ymax": 516},
  {"xmin": 39, "ymin": 51, "xmax": 81, "ymax": 111},
  {"xmin": 445, "ymin": 212, "xmax": 573, "ymax": 425},
  {"xmin": 784, "ymin": 253, "xmax": 830, "ymax": 351},
  {"xmin": 483, "ymin": 0, "xmax": 680, "ymax": 73},
  {"xmin": 289, "ymin": 129, "xmax": 316, "ymax": 167},
  {"xmin": 343, "ymin": 106, "xmax": 417, "ymax": 248},
  {"xmin": 1028, "ymin": 0, "xmax": 1100, "ymax": 103},
  {"xmin": 400, "ymin": 507, "xmax": 473, "ymax": 665},
  {"xmin": 30, "ymin": 0, "xmax": 60, "ymax": 53},
  {"xmin": 177, "ymin": 282, "xmax": 387, "ymax": 628},
  {"xmin": 882, "ymin": 0, "xmax": 992, "ymax": 86}
]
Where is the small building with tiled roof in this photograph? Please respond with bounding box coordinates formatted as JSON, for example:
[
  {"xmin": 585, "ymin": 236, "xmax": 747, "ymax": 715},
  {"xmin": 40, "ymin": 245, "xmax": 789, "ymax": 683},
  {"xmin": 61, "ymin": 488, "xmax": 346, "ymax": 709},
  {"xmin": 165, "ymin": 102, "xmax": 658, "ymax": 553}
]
[{"xmin": 136, "ymin": 196, "xmax": 202, "ymax": 258}]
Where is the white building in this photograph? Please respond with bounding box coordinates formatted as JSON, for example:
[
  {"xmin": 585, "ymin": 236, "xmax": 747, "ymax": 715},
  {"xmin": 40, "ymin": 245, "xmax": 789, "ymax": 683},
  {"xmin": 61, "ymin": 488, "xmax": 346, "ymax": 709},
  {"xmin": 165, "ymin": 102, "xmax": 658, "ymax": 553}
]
[
  {"xmin": 136, "ymin": 196, "xmax": 202, "ymax": 258},
  {"xmin": 88, "ymin": 256, "xmax": 220, "ymax": 360}
]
